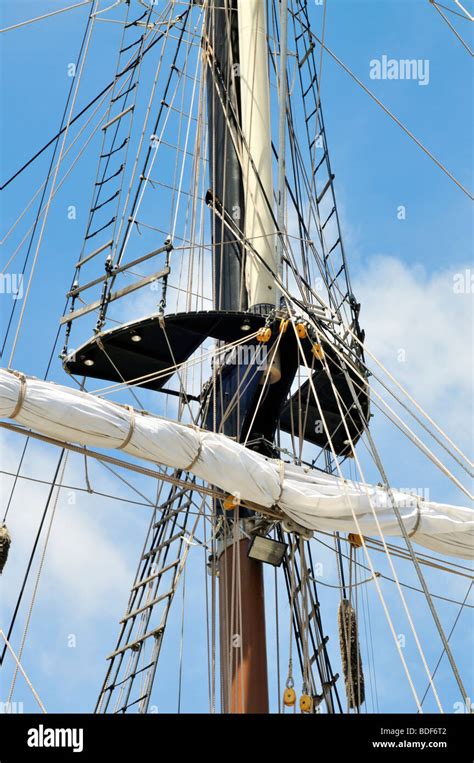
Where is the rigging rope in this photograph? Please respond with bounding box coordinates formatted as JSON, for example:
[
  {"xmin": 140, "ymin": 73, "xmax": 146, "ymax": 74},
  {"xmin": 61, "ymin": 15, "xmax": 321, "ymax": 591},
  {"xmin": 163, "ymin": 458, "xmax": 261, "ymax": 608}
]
[
  {"xmin": 431, "ymin": 0, "xmax": 474, "ymax": 18},
  {"xmin": 7, "ymin": 6, "xmax": 99, "ymax": 369},
  {"xmin": 307, "ymin": 321, "xmax": 469, "ymax": 706},
  {"xmin": 291, "ymin": 320, "xmax": 437, "ymax": 711},
  {"xmin": 430, "ymin": 0, "xmax": 474, "ymax": 55},
  {"xmin": 0, "ymin": 630, "xmax": 46, "ymax": 712},
  {"xmin": 0, "ymin": 9, "xmax": 191, "ymax": 192},
  {"xmin": 419, "ymin": 580, "xmax": 473, "ymax": 709},
  {"xmin": 7, "ymin": 453, "xmax": 69, "ymax": 701},
  {"xmin": 0, "ymin": 6, "xmax": 100, "ymax": 358},
  {"xmin": 307, "ymin": 32, "xmax": 473, "ymax": 200},
  {"xmin": 0, "ymin": 450, "xmax": 67, "ymax": 667},
  {"xmin": 0, "ymin": 0, "xmax": 94, "ymax": 34}
]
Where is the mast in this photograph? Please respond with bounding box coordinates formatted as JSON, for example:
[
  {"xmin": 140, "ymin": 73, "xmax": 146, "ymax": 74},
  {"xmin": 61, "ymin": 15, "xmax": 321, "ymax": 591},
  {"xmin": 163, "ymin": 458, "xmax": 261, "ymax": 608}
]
[
  {"xmin": 218, "ymin": 530, "xmax": 269, "ymax": 713},
  {"xmin": 206, "ymin": 0, "xmax": 246, "ymax": 312},
  {"xmin": 206, "ymin": 0, "xmax": 273, "ymax": 713},
  {"xmin": 238, "ymin": 0, "xmax": 278, "ymax": 314},
  {"xmin": 37, "ymin": 0, "xmax": 368, "ymax": 714}
]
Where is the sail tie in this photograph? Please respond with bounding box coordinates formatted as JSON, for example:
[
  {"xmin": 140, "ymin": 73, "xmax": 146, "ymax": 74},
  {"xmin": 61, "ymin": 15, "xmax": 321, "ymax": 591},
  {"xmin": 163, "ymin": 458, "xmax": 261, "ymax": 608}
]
[
  {"xmin": 408, "ymin": 497, "xmax": 422, "ymax": 539},
  {"xmin": 118, "ymin": 405, "xmax": 136, "ymax": 450},
  {"xmin": 10, "ymin": 371, "xmax": 27, "ymax": 420},
  {"xmin": 274, "ymin": 459, "xmax": 285, "ymax": 507},
  {"xmin": 185, "ymin": 428, "xmax": 203, "ymax": 472}
]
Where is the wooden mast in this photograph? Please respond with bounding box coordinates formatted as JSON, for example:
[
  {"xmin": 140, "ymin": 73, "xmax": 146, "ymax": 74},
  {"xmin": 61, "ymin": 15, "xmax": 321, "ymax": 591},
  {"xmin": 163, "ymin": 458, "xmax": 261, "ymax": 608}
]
[{"xmin": 219, "ymin": 536, "xmax": 269, "ymax": 713}]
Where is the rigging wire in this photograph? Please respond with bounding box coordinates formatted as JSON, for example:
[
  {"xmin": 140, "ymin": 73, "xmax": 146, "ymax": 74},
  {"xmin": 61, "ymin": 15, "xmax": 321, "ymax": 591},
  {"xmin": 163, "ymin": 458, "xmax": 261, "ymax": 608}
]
[
  {"xmin": 319, "ymin": 338, "xmax": 473, "ymax": 495},
  {"xmin": 7, "ymin": 6, "xmax": 99, "ymax": 369},
  {"xmin": 0, "ymin": 450, "xmax": 67, "ymax": 667},
  {"xmin": 313, "ymin": 535, "xmax": 473, "ymax": 608},
  {"xmin": 339, "ymin": 322, "xmax": 473, "ymax": 471},
  {"xmin": 177, "ymin": 565, "xmax": 186, "ymax": 713},
  {"xmin": 307, "ymin": 32, "xmax": 473, "ymax": 200},
  {"xmin": 419, "ymin": 580, "xmax": 473, "ymax": 709},
  {"xmin": 0, "ymin": 468, "xmax": 161, "ymax": 509},
  {"xmin": 108, "ymin": 8, "xmax": 179, "ymax": 267},
  {"xmin": 0, "ymin": 9, "xmax": 191, "ymax": 192},
  {"xmin": 430, "ymin": 0, "xmax": 474, "ymax": 54},
  {"xmin": 306, "ymin": 322, "xmax": 470, "ymax": 706},
  {"xmin": 0, "ymin": 630, "xmax": 47, "ymax": 712},
  {"xmin": 0, "ymin": 5, "xmax": 98, "ymax": 358},
  {"xmin": 431, "ymin": 0, "xmax": 474, "ymax": 18},
  {"xmin": 0, "ymin": 0, "xmax": 94, "ymax": 34},
  {"xmin": 1, "ymin": 0, "xmax": 104, "ymax": 560},
  {"xmin": 8, "ymin": 453, "xmax": 69, "ymax": 701},
  {"xmin": 1, "ymin": 88, "xmax": 113, "ymax": 268},
  {"xmin": 291, "ymin": 320, "xmax": 440, "ymax": 711},
  {"xmin": 454, "ymin": 0, "xmax": 474, "ymax": 20}
]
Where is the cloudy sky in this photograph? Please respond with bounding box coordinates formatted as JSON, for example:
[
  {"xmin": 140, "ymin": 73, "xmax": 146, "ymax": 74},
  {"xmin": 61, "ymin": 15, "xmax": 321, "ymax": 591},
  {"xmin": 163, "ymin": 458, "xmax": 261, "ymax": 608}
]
[{"xmin": 0, "ymin": 0, "xmax": 472, "ymax": 714}]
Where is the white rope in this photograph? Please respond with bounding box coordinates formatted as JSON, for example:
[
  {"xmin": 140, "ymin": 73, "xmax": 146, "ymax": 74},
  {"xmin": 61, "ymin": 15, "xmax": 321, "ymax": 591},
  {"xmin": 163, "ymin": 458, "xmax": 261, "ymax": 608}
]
[
  {"xmin": 290, "ymin": 320, "xmax": 432, "ymax": 712},
  {"xmin": 306, "ymin": 322, "xmax": 460, "ymax": 710},
  {"xmin": 114, "ymin": 10, "xmax": 199, "ymax": 263},
  {"xmin": 118, "ymin": 405, "xmax": 136, "ymax": 450},
  {"xmin": 9, "ymin": 371, "xmax": 26, "ymax": 420},
  {"xmin": 111, "ymin": 8, "xmax": 177, "ymax": 264},
  {"xmin": 7, "ymin": 451, "xmax": 69, "ymax": 703},
  {"xmin": 0, "ymin": 630, "xmax": 47, "ymax": 712},
  {"xmin": 89, "ymin": 329, "xmax": 261, "ymax": 396}
]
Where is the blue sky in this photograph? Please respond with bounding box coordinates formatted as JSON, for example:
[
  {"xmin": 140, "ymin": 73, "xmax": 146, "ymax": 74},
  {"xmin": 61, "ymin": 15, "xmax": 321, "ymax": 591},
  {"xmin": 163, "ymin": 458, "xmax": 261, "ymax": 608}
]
[{"xmin": 0, "ymin": 0, "xmax": 472, "ymax": 714}]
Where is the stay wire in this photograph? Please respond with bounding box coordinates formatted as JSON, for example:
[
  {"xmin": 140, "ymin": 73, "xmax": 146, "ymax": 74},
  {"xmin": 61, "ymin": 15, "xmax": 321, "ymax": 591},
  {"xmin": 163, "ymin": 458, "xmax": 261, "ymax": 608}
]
[
  {"xmin": 0, "ymin": 9, "xmax": 191, "ymax": 192},
  {"xmin": 307, "ymin": 31, "xmax": 473, "ymax": 200},
  {"xmin": 419, "ymin": 580, "xmax": 473, "ymax": 709},
  {"xmin": 0, "ymin": 1, "xmax": 94, "ymax": 34},
  {"xmin": 0, "ymin": 6, "xmax": 96, "ymax": 357},
  {"xmin": 0, "ymin": 450, "xmax": 67, "ymax": 667}
]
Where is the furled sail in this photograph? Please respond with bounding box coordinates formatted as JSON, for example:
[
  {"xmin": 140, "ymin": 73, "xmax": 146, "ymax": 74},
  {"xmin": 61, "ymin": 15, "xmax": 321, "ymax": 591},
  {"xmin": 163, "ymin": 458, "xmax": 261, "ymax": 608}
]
[{"xmin": 0, "ymin": 368, "xmax": 472, "ymax": 559}]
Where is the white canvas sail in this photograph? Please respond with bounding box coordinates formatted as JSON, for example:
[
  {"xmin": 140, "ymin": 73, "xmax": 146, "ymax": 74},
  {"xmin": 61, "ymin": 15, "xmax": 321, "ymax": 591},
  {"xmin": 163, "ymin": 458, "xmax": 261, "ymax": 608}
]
[{"xmin": 0, "ymin": 368, "xmax": 472, "ymax": 559}]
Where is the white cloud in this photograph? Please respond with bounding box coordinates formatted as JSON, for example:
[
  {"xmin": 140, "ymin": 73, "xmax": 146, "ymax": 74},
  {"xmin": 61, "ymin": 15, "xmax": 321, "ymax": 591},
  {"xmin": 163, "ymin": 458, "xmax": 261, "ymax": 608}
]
[
  {"xmin": 353, "ymin": 256, "xmax": 473, "ymax": 447},
  {"xmin": 1, "ymin": 433, "xmax": 144, "ymax": 622}
]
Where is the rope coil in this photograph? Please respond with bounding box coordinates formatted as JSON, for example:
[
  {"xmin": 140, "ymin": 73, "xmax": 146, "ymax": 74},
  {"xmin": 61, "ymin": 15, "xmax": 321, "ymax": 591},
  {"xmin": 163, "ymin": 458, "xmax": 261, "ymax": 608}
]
[{"xmin": 338, "ymin": 598, "xmax": 365, "ymax": 710}]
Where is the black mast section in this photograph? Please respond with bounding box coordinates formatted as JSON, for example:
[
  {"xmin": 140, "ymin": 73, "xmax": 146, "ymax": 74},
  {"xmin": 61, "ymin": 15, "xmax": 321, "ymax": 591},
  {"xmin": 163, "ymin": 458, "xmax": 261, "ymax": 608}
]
[{"xmin": 206, "ymin": 0, "xmax": 247, "ymax": 312}]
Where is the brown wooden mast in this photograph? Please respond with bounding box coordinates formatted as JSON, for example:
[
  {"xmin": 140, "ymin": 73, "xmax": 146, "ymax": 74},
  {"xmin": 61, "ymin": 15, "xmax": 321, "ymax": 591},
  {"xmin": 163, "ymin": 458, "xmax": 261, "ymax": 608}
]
[{"xmin": 219, "ymin": 535, "xmax": 269, "ymax": 713}]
